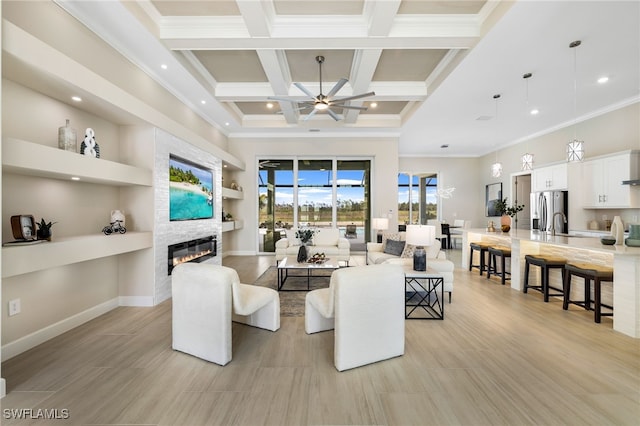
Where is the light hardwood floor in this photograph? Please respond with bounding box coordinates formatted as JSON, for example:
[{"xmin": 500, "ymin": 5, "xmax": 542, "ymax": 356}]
[{"xmin": 1, "ymin": 250, "xmax": 639, "ymax": 425}]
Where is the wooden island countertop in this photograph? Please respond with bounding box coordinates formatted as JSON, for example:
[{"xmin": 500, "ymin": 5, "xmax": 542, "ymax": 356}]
[{"xmin": 461, "ymin": 228, "xmax": 640, "ymax": 338}]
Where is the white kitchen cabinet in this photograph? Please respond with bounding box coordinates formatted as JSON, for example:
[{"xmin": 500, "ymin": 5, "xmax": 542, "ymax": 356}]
[
  {"xmin": 582, "ymin": 152, "xmax": 640, "ymax": 208},
  {"xmin": 532, "ymin": 163, "xmax": 568, "ymax": 192}
]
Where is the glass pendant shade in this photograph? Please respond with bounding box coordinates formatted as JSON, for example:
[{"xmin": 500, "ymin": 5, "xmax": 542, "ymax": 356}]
[
  {"xmin": 567, "ymin": 140, "xmax": 584, "ymax": 162},
  {"xmin": 521, "ymin": 153, "xmax": 534, "ymax": 170},
  {"xmin": 491, "ymin": 162, "xmax": 503, "ymax": 178}
]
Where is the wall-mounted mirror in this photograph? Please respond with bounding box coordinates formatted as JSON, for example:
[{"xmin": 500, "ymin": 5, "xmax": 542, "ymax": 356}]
[{"xmin": 486, "ymin": 183, "xmax": 503, "ymax": 217}]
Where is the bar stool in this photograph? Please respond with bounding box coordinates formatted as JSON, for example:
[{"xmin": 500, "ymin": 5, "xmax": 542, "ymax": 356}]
[
  {"xmin": 487, "ymin": 246, "xmax": 511, "ymax": 285},
  {"xmin": 469, "ymin": 242, "xmax": 491, "ymax": 276},
  {"xmin": 523, "ymin": 254, "xmax": 567, "ymax": 302},
  {"xmin": 563, "ymin": 263, "xmax": 614, "ymax": 323}
]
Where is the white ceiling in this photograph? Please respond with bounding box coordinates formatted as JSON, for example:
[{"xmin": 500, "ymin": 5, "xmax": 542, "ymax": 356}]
[{"xmin": 57, "ymin": 0, "xmax": 639, "ymax": 157}]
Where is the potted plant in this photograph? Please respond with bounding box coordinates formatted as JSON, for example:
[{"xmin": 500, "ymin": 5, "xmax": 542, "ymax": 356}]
[
  {"xmin": 494, "ymin": 198, "xmax": 524, "ymax": 232},
  {"xmin": 36, "ymin": 218, "xmax": 57, "ymax": 241}
]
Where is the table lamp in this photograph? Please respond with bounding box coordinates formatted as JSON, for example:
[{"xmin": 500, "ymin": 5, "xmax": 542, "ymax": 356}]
[
  {"xmin": 372, "ymin": 217, "xmax": 389, "ymax": 243},
  {"xmin": 406, "ymin": 224, "xmax": 436, "ymax": 271}
]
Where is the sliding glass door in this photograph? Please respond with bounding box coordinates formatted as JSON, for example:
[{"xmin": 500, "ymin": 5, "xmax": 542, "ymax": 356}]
[
  {"xmin": 398, "ymin": 172, "xmax": 438, "ymax": 226},
  {"xmin": 258, "ymin": 157, "xmax": 371, "ymax": 253}
]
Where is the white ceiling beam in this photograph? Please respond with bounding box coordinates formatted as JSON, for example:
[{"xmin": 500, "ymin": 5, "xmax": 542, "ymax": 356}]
[
  {"xmin": 161, "ymin": 14, "xmax": 479, "ymax": 50},
  {"xmin": 256, "ymin": 50, "xmax": 298, "ymax": 123},
  {"xmin": 236, "ymin": 0, "xmax": 274, "ymax": 37},
  {"xmin": 364, "ymin": 0, "xmax": 401, "ymax": 36},
  {"xmin": 344, "ymin": 49, "xmax": 382, "ymax": 123}
]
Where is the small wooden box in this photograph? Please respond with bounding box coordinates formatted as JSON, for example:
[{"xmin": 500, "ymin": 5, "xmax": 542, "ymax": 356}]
[{"xmin": 10, "ymin": 215, "xmax": 36, "ymax": 240}]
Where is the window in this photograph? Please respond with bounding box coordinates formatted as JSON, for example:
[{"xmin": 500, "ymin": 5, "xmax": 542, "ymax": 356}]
[{"xmin": 398, "ymin": 172, "xmax": 438, "ymax": 225}]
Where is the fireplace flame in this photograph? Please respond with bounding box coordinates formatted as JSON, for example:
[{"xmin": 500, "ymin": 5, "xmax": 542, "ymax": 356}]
[{"xmin": 173, "ymin": 249, "xmax": 213, "ymax": 267}]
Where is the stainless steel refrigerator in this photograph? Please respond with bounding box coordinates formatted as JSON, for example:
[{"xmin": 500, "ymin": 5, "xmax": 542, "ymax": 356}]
[{"xmin": 530, "ymin": 191, "xmax": 568, "ymax": 233}]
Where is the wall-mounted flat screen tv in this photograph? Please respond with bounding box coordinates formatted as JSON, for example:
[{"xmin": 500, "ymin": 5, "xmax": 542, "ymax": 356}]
[{"xmin": 169, "ymin": 155, "xmax": 213, "ymax": 221}]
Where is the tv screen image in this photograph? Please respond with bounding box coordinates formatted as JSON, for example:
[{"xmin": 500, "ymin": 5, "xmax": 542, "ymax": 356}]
[{"xmin": 169, "ymin": 156, "xmax": 214, "ymax": 221}]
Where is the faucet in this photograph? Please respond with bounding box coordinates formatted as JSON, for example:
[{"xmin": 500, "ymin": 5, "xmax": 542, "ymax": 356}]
[{"xmin": 550, "ymin": 212, "xmax": 567, "ymax": 236}]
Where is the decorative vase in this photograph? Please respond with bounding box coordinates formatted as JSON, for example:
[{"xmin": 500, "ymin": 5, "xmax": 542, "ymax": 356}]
[
  {"xmin": 501, "ymin": 225, "xmax": 511, "ymax": 232},
  {"xmin": 297, "ymin": 244, "xmax": 308, "ymax": 262},
  {"xmin": 58, "ymin": 119, "xmax": 77, "ymax": 152},
  {"xmin": 611, "ymin": 216, "xmax": 624, "ymax": 245},
  {"xmin": 625, "ymin": 224, "xmax": 640, "ymax": 247},
  {"xmin": 500, "ymin": 215, "xmax": 511, "ymax": 227}
]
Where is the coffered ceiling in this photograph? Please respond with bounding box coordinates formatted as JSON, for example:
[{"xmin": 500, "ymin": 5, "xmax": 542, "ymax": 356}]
[{"xmin": 50, "ymin": 1, "xmax": 640, "ymax": 156}]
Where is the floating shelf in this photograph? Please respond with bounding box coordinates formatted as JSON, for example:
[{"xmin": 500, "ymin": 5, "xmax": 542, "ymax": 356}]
[
  {"xmin": 2, "ymin": 231, "xmax": 153, "ymax": 278},
  {"xmin": 2, "ymin": 138, "xmax": 152, "ymax": 186},
  {"xmin": 221, "ymin": 221, "xmax": 235, "ymax": 232},
  {"xmin": 222, "ymin": 187, "xmax": 244, "ymax": 200}
]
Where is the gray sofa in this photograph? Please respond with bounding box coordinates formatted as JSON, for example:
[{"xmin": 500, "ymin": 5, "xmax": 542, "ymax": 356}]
[{"xmin": 366, "ymin": 232, "xmax": 454, "ymax": 302}]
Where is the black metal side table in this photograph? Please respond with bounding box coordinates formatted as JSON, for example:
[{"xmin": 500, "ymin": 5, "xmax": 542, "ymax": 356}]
[{"xmin": 402, "ymin": 265, "xmax": 444, "ymax": 320}]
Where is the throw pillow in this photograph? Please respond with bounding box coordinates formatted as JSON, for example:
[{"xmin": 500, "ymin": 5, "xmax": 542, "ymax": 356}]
[
  {"xmin": 401, "ymin": 243, "xmax": 416, "ymax": 258},
  {"xmin": 285, "ymin": 229, "xmax": 300, "ymax": 246},
  {"xmin": 383, "ymin": 239, "xmax": 406, "ymax": 256},
  {"xmin": 381, "ymin": 232, "xmax": 404, "ymax": 246}
]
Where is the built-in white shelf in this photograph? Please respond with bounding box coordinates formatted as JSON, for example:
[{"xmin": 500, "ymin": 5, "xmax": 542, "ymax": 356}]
[
  {"xmin": 222, "ymin": 187, "xmax": 244, "ymax": 200},
  {"xmin": 2, "ymin": 138, "xmax": 152, "ymax": 186},
  {"xmin": 2, "ymin": 231, "xmax": 153, "ymax": 278},
  {"xmin": 221, "ymin": 220, "xmax": 243, "ymax": 232}
]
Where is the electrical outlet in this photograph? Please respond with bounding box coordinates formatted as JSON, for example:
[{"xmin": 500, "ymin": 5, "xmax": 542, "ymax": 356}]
[{"xmin": 8, "ymin": 299, "xmax": 21, "ymax": 316}]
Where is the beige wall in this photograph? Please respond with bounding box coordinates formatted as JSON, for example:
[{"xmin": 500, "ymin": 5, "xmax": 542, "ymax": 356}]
[
  {"xmin": 398, "ymin": 157, "xmax": 483, "ymax": 227},
  {"xmin": 225, "ymin": 136, "xmax": 399, "ymax": 253}
]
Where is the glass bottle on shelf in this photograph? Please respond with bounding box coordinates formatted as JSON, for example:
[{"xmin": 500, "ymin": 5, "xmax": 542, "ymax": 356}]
[{"xmin": 58, "ymin": 119, "xmax": 77, "ymax": 152}]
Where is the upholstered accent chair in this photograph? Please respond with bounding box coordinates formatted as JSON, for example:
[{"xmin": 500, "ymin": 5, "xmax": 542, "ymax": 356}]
[
  {"xmin": 305, "ymin": 264, "xmax": 405, "ymax": 371},
  {"xmin": 171, "ymin": 263, "xmax": 280, "ymax": 366}
]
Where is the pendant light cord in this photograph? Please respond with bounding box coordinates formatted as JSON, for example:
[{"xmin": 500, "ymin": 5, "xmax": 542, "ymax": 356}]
[{"xmin": 570, "ymin": 40, "xmax": 581, "ymax": 140}]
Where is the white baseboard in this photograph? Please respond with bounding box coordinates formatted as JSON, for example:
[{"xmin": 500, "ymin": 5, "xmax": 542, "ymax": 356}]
[
  {"xmin": 1, "ymin": 298, "xmax": 119, "ymax": 360},
  {"xmin": 118, "ymin": 296, "xmax": 154, "ymax": 307},
  {"xmin": 0, "ymin": 378, "xmax": 6, "ymax": 399}
]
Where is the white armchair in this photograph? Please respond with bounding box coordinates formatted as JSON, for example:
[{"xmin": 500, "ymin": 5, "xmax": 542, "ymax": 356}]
[
  {"xmin": 305, "ymin": 264, "xmax": 405, "ymax": 371},
  {"xmin": 172, "ymin": 263, "xmax": 279, "ymax": 366}
]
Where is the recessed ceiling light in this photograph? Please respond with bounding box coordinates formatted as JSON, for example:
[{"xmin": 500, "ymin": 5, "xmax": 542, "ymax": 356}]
[
  {"xmin": 161, "ymin": 64, "xmax": 168, "ymax": 70},
  {"xmin": 225, "ymin": 122, "xmax": 230, "ymax": 126},
  {"xmin": 71, "ymin": 176, "xmax": 80, "ymax": 181},
  {"xmin": 266, "ymin": 102, "xmax": 274, "ymax": 109},
  {"xmin": 597, "ymin": 76, "xmax": 609, "ymax": 84},
  {"xmin": 223, "ymin": 164, "xmax": 227, "ymax": 168},
  {"xmin": 71, "ymin": 96, "xmax": 82, "ymax": 102},
  {"xmin": 201, "ymin": 100, "xmax": 206, "ymax": 105},
  {"xmin": 530, "ymin": 109, "xmax": 539, "ymax": 115},
  {"xmin": 370, "ymin": 102, "xmax": 378, "ymax": 108}
]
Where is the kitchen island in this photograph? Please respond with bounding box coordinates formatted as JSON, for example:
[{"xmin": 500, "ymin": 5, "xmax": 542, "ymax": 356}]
[{"xmin": 461, "ymin": 228, "xmax": 640, "ymax": 338}]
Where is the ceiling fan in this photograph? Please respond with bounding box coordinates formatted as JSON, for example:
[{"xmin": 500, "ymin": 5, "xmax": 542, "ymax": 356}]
[
  {"xmin": 268, "ymin": 56, "xmax": 375, "ymax": 121},
  {"xmin": 259, "ymin": 160, "xmax": 280, "ymax": 169}
]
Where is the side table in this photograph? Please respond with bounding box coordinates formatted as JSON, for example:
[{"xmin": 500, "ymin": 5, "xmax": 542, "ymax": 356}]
[{"xmin": 403, "ymin": 265, "xmax": 444, "ymax": 320}]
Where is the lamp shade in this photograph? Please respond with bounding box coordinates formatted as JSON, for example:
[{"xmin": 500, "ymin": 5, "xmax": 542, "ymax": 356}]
[
  {"xmin": 372, "ymin": 217, "xmax": 389, "ymax": 231},
  {"xmin": 405, "ymin": 225, "xmax": 436, "ymax": 247}
]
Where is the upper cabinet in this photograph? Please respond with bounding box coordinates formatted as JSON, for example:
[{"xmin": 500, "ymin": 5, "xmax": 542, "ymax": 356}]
[
  {"xmin": 532, "ymin": 163, "xmax": 568, "ymax": 192},
  {"xmin": 582, "ymin": 152, "xmax": 640, "ymax": 208}
]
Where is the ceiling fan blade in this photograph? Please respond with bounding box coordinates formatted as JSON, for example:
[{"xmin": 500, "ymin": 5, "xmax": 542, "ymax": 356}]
[
  {"xmin": 327, "ymin": 109, "xmax": 341, "ymax": 121},
  {"xmin": 293, "ymin": 82, "xmax": 317, "ymax": 100},
  {"xmin": 330, "ymin": 91, "xmax": 376, "ymax": 103},
  {"xmin": 268, "ymin": 96, "xmax": 303, "ymax": 103},
  {"xmin": 326, "ymin": 78, "xmax": 348, "ymax": 98},
  {"xmin": 303, "ymin": 109, "xmax": 319, "ymax": 121},
  {"xmin": 328, "ymin": 104, "xmax": 368, "ymax": 111}
]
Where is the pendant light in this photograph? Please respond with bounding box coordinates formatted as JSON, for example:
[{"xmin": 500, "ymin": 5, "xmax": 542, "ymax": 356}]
[
  {"xmin": 491, "ymin": 94, "xmax": 503, "ymax": 178},
  {"xmin": 567, "ymin": 40, "xmax": 584, "ymax": 162},
  {"xmin": 521, "ymin": 73, "xmax": 534, "ymax": 171}
]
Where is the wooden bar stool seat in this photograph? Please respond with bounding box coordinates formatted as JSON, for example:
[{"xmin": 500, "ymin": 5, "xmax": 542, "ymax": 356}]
[
  {"xmin": 469, "ymin": 242, "xmax": 491, "ymax": 276},
  {"xmin": 523, "ymin": 254, "xmax": 566, "ymax": 302},
  {"xmin": 487, "ymin": 246, "xmax": 512, "ymax": 285},
  {"xmin": 563, "ymin": 262, "xmax": 614, "ymax": 323}
]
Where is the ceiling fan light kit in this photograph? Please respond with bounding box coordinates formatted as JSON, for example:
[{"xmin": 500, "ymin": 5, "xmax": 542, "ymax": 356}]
[{"xmin": 268, "ymin": 55, "xmax": 375, "ymax": 121}]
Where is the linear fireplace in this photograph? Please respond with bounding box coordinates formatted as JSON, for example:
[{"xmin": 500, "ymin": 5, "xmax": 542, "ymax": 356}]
[{"xmin": 168, "ymin": 235, "xmax": 217, "ymax": 275}]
